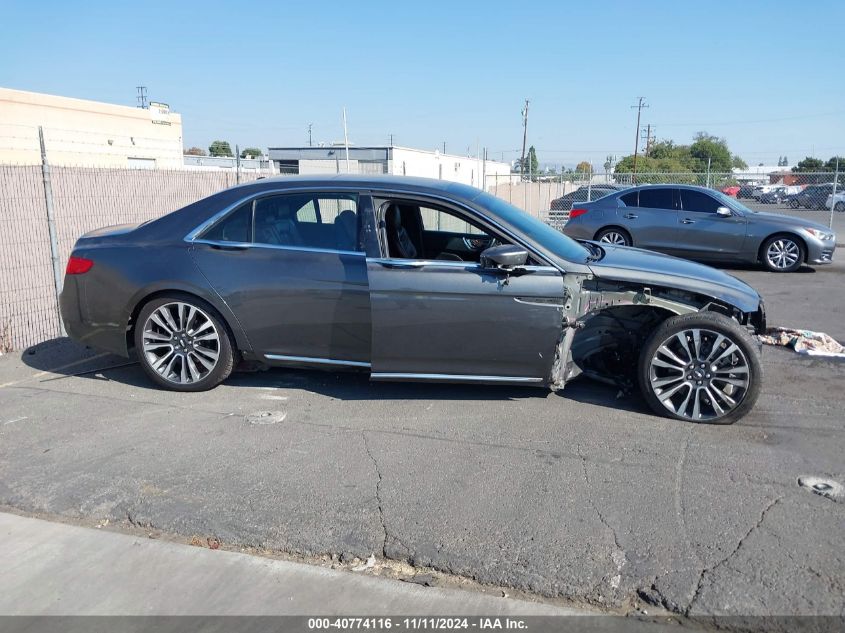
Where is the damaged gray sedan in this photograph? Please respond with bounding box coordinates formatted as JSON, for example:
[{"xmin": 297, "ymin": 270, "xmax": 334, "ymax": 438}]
[{"xmin": 60, "ymin": 175, "xmax": 766, "ymax": 424}]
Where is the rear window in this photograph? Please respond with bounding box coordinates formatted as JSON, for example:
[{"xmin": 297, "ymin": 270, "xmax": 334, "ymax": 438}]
[{"xmin": 637, "ymin": 188, "xmax": 674, "ymax": 209}]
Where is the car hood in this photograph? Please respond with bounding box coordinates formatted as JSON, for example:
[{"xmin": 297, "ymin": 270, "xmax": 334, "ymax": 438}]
[
  {"xmin": 745, "ymin": 210, "xmax": 831, "ymax": 232},
  {"xmin": 586, "ymin": 243, "xmax": 761, "ymax": 313}
]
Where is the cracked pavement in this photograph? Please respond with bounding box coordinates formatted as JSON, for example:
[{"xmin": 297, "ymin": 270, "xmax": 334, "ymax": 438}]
[{"xmin": 0, "ymin": 263, "xmax": 843, "ymax": 622}]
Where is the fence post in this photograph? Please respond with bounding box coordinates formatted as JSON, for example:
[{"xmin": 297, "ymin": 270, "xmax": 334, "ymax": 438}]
[
  {"xmin": 830, "ymin": 158, "xmax": 839, "ymax": 230},
  {"xmin": 235, "ymin": 145, "xmax": 241, "ymax": 184},
  {"xmin": 38, "ymin": 126, "xmax": 66, "ymax": 336}
]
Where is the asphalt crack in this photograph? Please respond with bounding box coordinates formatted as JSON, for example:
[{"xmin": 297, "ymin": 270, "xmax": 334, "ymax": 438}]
[
  {"xmin": 577, "ymin": 445, "xmax": 627, "ymax": 590},
  {"xmin": 686, "ymin": 496, "xmax": 782, "ymax": 615},
  {"xmin": 361, "ymin": 431, "xmax": 388, "ymax": 558}
]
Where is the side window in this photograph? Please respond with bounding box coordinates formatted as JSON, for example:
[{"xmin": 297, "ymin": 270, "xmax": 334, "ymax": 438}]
[
  {"xmin": 620, "ymin": 191, "xmax": 638, "ymax": 207},
  {"xmin": 680, "ymin": 190, "xmax": 721, "ymax": 213},
  {"xmin": 253, "ymin": 193, "xmax": 359, "ymax": 251},
  {"xmin": 419, "ymin": 206, "xmax": 485, "ymax": 235},
  {"xmin": 201, "ymin": 202, "xmax": 252, "ymax": 243},
  {"xmin": 637, "ymin": 188, "xmax": 675, "ymax": 210}
]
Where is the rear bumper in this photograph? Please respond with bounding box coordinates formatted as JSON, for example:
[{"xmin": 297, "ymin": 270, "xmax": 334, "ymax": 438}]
[{"xmin": 59, "ymin": 276, "xmax": 129, "ymax": 357}]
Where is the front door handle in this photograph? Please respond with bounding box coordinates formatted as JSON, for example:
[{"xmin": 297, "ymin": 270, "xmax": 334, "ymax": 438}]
[
  {"xmin": 681, "ymin": 218, "xmax": 695, "ymax": 224},
  {"xmin": 623, "ymin": 213, "xmax": 638, "ymax": 219}
]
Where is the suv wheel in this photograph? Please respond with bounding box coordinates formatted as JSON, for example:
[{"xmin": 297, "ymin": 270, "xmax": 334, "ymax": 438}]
[
  {"xmin": 135, "ymin": 295, "xmax": 235, "ymax": 392},
  {"xmin": 638, "ymin": 312, "xmax": 762, "ymax": 424}
]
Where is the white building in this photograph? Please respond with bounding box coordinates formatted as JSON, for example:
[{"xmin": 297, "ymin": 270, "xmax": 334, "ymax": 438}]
[
  {"xmin": 267, "ymin": 145, "xmax": 511, "ymax": 189},
  {"xmin": 0, "ymin": 87, "xmax": 183, "ymax": 168},
  {"xmin": 732, "ymin": 165, "xmax": 782, "ymax": 183}
]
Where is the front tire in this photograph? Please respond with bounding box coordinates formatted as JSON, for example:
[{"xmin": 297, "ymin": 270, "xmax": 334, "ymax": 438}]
[
  {"xmin": 835, "ymin": 201, "xmax": 845, "ymax": 213},
  {"xmin": 638, "ymin": 312, "xmax": 762, "ymax": 424},
  {"xmin": 790, "ymin": 199, "xmax": 800, "ymax": 209},
  {"xmin": 760, "ymin": 235, "xmax": 804, "ymax": 272},
  {"xmin": 134, "ymin": 295, "xmax": 235, "ymax": 392}
]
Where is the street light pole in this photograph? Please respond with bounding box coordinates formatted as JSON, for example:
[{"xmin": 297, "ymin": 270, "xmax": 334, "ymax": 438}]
[{"xmin": 630, "ymin": 97, "xmax": 648, "ymax": 185}]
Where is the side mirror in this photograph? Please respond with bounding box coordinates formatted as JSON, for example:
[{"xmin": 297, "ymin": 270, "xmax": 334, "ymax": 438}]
[
  {"xmin": 480, "ymin": 244, "xmax": 528, "ymax": 269},
  {"xmin": 716, "ymin": 206, "xmax": 732, "ymax": 217}
]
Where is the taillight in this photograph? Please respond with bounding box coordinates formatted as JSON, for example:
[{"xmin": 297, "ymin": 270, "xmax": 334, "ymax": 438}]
[
  {"xmin": 66, "ymin": 256, "xmax": 94, "ymax": 275},
  {"xmin": 569, "ymin": 208, "xmax": 589, "ymax": 219}
]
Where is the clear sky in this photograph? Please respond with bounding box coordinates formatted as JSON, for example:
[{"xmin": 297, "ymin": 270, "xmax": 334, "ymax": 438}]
[{"xmin": 2, "ymin": 0, "xmax": 844, "ymax": 169}]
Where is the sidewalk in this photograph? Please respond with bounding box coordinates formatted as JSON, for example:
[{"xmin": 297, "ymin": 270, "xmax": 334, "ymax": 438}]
[{"xmin": 0, "ymin": 512, "xmax": 588, "ymax": 616}]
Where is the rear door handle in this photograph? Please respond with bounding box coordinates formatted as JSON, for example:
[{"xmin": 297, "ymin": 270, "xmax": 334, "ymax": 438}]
[
  {"xmin": 623, "ymin": 213, "xmax": 638, "ymax": 219},
  {"xmin": 681, "ymin": 218, "xmax": 695, "ymax": 224},
  {"xmin": 208, "ymin": 243, "xmax": 249, "ymax": 251}
]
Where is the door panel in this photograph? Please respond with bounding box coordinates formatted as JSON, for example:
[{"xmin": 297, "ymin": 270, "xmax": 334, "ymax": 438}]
[
  {"xmin": 367, "ymin": 260, "xmax": 565, "ymax": 380},
  {"xmin": 191, "ymin": 244, "xmax": 371, "ymax": 363},
  {"xmin": 616, "ymin": 188, "xmax": 679, "ymax": 251},
  {"xmin": 675, "ymin": 190, "xmax": 747, "ymax": 258},
  {"xmin": 421, "ymin": 230, "xmax": 492, "ymax": 261}
]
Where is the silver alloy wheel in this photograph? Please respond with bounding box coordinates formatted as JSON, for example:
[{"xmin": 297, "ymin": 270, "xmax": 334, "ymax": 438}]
[
  {"xmin": 648, "ymin": 327, "xmax": 750, "ymax": 422},
  {"xmin": 141, "ymin": 302, "xmax": 220, "ymax": 384},
  {"xmin": 765, "ymin": 238, "xmax": 800, "ymax": 270},
  {"xmin": 599, "ymin": 231, "xmax": 628, "ymax": 246}
]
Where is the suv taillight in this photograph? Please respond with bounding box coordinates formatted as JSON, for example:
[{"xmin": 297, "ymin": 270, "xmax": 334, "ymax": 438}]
[{"xmin": 66, "ymin": 256, "xmax": 93, "ymax": 275}]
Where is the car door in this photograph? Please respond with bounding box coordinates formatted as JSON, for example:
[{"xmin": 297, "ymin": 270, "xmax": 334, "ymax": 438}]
[
  {"xmin": 189, "ymin": 190, "xmax": 372, "ymax": 366},
  {"xmin": 365, "ymin": 195, "xmax": 565, "ymax": 382},
  {"xmin": 616, "ymin": 187, "xmax": 679, "ymax": 252},
  {"xmin": 674, "ymin": 189, "xmax": 747, "ymax": 260}
]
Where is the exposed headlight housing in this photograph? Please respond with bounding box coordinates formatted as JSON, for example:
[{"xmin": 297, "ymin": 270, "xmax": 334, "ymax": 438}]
[{"xmin": 806, "ymin": 228, "xmax": 835, "ymax": 241}]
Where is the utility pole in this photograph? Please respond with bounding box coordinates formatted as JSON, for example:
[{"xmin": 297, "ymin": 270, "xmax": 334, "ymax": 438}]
[
  {"xmin": 308, "ymin": 123, "xmax": 313, "ymax": 147},
  {"xmin": 520, "ymin": 99, "xmax": 530, "ymax": 180},
  {"xmin": 136, "ymin": 86, "xmax": 148, "ymax": 109},
  {"xmin": 630, "ymin": 97, "xmax": 648, "ymax": 184},
  {"xmin": 442, "ymin": 141, "xmax": 446, "ymax": 154},
  {"xmin": 389, "ymin": 133, "xmax": 394, "ymax": 146},
  {"xmin": 342, "ymin": 107, "xmax": 351, "ymax": 173}
]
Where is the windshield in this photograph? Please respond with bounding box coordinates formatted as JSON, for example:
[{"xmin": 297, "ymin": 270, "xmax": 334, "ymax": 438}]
[
  {"xmin": 475, "ymin": 192, "xmax": 591, "ymax": 263},
  {"xmin": 715, "ymin": 191, "xmax": 758, "ymax": 214}
]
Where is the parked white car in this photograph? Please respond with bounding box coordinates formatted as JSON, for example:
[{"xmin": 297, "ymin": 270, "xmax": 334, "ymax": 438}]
[
  {"xmin": 826, "ymin": 191, "xmax": 845, "ymax": 212},
  {"xmin": 751, "ymin": 184, "xmax": 779, "ymax": 199}
]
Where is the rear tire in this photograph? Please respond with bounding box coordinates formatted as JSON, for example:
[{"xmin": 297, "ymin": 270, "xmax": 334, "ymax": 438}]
[
  {"xmin": 134, "ymin": 295, "xmax": 235, "ymax": 392},
  {"xmin": 595, "ymin": 227, "xmax": 632, "ymax": 246},
  {"xmin": 638, "ymin": 312, "xmax": 762, "ymax": 425},
  {"xmin": 790, "ymin": 199, "xmax": 800, "ymax": 209},
  {"xmin": 760, "ymin": 235, "xmax": 804, "ymax": 273},
  {"xmin": 836, "ymin": 201, "xmax": 845, "ymax": 213}
]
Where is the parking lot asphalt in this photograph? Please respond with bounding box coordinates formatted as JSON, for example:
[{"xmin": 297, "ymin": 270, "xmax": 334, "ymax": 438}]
[{"xmin": 0, "ymin": 261, "xmax": 843, "ymax": 624}]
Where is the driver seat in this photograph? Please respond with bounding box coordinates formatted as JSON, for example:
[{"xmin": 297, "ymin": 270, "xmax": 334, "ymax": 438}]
[{"xmin": 384, "ymin": 204, "xmax": 462, "ymax": 261}]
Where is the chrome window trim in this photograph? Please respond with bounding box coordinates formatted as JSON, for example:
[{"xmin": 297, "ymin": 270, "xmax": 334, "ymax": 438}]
[
  {"xmin": 367, "ymin": 257, "xmax": 557, "ymax": 272},
  {"xmin": 193, "ymin": 238, "xmax": 365, "ymax": 258},
  {"xmin": 371, "ymin": 372, "xmax": 543, "ymax": 383},
  {"xmin": 264, "ymin": 354, "xmax": 370, "ymax": 368},
  {"xmin": 184, "ymin": 183, "xmax": 568, "ymax": 270},
  {"xmin": 183, "ymin": 185, "xmax": 366, "ymax": 244}
]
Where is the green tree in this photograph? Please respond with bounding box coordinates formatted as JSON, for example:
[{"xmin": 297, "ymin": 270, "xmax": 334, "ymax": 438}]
[
  {"xmin": 240, "ymin": 147, "xmax": 263, "ymax": 159},
  {"xmin": 516, "ymin": 146, "xmax": 540, "ymax": 179},
  {"xmin": 575, "ymin": 161, "xmax": 592, "ymax": 175},
  {"xmin": 184, "ymin": 146, "xmax": 207, "ymax": 156},
  {"xmin": 732, "ymin": 155, "xmax": 748, "ymax": 170},
  {"xmin": 689, "ymin": 132, "xmax": 732, "ymax": 173},
  {"xmin": 824, "ymin": 156, "xmax": 844, "ymax": 171},
  {"xmin": 208, "ymin": 140, "xmax": 233, "ymax": 157},
  {"xmin": 792, "ymin": 157, "xmax": 825, "ymax": 172}
]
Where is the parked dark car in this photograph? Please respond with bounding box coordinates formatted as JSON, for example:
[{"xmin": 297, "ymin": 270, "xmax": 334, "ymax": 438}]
[
  {"xmin": 736, "ymin": 185, "xmax": 757, "ymax": 199},
  {"xmin": 550, "ymin": 185, "xmax": 624, "ymax": 211},
  {"xmin": 785, "ymin": 184, "xmax": 837, "ymax": 210},
  {"xmin": 61, "ymin": 175, "xmax": 767, "ymax": 424},
  {"xmin": 759, "ymin": 186, "xmax": 789, "ymax": 204},
  {"xmin": 561, "ymin": 184, "xmax": 836, "ymax": 272}
]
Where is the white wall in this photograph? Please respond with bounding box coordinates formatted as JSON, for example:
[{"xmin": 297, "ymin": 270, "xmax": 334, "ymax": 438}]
[{"xmin": 389, "ymin": 147, "xmax": 510, "ymax": 188}]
